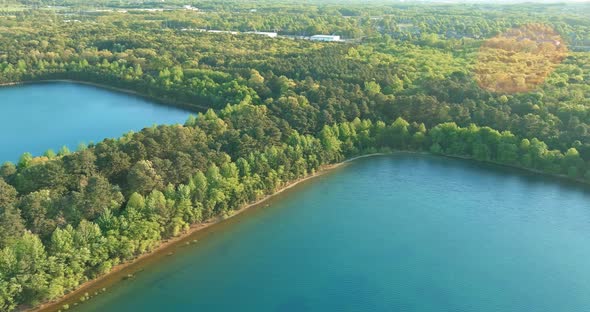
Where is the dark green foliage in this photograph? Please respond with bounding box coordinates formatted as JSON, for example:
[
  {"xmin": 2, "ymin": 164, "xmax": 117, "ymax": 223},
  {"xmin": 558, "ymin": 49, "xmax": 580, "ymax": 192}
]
[
  {"xmin": 0, "ymin": 179, "xmax": 17, "ymax": 209},
  {"xmin": 0, "ymin": 1, "xmax": 590, "ymax": 311}
]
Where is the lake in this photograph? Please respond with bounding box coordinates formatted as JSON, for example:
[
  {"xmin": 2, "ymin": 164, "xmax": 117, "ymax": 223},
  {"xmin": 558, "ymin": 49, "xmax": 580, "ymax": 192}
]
[
  {"xmin": 75, "ymin": 154, "xmax": 590, "ymax": 312},
  {"xmin": 0, "ymin": 82, "xmax": 191, "ymax": 162}
]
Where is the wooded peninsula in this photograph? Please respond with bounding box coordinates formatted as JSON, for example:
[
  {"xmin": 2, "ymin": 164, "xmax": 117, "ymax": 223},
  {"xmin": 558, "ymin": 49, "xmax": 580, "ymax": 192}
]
[{"xmin": 0, "ymin": 1, "xmax": 589, "ymax": 310}]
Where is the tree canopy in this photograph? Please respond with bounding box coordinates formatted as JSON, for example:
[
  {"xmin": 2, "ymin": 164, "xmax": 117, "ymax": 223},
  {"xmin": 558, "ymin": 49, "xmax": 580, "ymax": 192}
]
[{"xmin": 1, "ymin": 1, "xmax": 590, "ymax": 310}]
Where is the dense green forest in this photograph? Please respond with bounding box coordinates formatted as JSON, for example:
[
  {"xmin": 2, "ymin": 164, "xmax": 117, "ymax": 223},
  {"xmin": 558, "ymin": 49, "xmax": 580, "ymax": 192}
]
[{"xmin": 0, "ymin": 1, "xmax": 589, "ymax": 310}]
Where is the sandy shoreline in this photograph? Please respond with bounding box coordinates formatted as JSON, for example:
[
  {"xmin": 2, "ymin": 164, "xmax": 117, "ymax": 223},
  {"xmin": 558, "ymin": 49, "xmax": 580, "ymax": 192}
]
[
  {"xmin": 16, "ymin": 150, "xmax": 590, "ymax": 311},
  {"xmin": 3, "ymin": 78, "xmax": 586, "ymax": 310},
  {"xmin": 26, "ymin": 154, "xmax": 381, "ymax": 312}
]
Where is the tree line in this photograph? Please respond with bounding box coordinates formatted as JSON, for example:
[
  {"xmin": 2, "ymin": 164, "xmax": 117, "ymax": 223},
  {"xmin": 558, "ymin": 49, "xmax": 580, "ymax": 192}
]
[
  {"xmin": 1, "ymin": 2, "xmax": 590, "ymax": 310},
  {"xmin": 1, "ymin": 104, "xmax": 588, "ymax": 310}
]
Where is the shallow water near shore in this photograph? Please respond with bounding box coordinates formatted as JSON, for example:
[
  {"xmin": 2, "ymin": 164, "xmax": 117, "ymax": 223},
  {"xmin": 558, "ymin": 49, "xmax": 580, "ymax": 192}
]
[
  {"xmin": 0, "ymin": 82, "xmax": 190, "ymax": 162},
  {"xmin": 72, "ymin": 154, "xmax": 590, "ymax": 312}
]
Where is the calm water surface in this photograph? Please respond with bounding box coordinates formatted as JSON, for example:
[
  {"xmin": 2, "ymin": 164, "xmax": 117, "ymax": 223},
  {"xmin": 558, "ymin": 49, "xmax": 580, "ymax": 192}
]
[
  {"xmin": 0, "ymin": 82, "xmax": 190, "ymax": 162},
  {"xmin": 77, "ymin": 154, "xmax": 590, "ymax": 312}
]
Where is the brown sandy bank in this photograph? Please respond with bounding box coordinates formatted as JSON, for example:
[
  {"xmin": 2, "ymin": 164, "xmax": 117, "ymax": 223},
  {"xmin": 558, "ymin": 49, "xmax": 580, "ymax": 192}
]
[{"xmin": 27, "ymin": 153, "xmax": 386, "ymax": 312}]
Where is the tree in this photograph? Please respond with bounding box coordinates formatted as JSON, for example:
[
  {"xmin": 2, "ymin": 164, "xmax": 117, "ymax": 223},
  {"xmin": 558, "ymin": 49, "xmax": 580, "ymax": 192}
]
[
  {"xmin": 18, "ymin": 191, "xmax": 55, "ymax": 239},
  {"xmin": 563, "ymin": 147, "xmax": 584, "ymax": 178},
  {"xmin": 17, "ymin": 153, "xmax": 33, "ymax": 170},
  {"xmin": 11, "ymin": 232, "xmax": 49, "ymax": 305},
  {"xmin": 248, "ymin": 69, "xmax": 265, "ymax": 86},
  {"xmin": 390, "ymin": 117, "xmax": 410, "ymax": 148},
  {"xmin": 43, "ymin": 150, "xmax": 56, "ymax": 159},
  {"xmin": 70, "ymin": 175, "xmax": 124, "ymax": 221},
  {"xmin": 0, "ymin": 206, "xmax": 25, "ymax": 248},
  {"xmin": 319, "ymin": 126, "xmax": 342, "ymax": 162},
  {"xmin": 127, "ymin": 160, "xmax": 164, "ymax": 195},
  {"xmin": 64, "ymin": 149, "xmax": 97, "ymax": 178},
  {"xmin": 0, "ymin": 163, "xmax": 16, "ymax": 181},
  {"xmin": 364, "ymin": 81, "xmax": 381, "ymax": 95},
  {"xmin": 57, "ymin": 146, "xmax": 71, "ymax": 157},
  {"xmin": 126, "ymin": 192, "xmax": 146, "ymax": 212},
  {"xmin": 0, "ymin": 279, "xmax": 21, "ymax": 312},
  {"xmin": 134, "ymin": 64, "xmax": 143, "ymax": 77},
  {"xmin": 13, "ymin": 160, "xmax": 67, "ymax": 194},
  {"xmin": 0, "ymin": 178, "xmax": 17, "ymax": 208}
]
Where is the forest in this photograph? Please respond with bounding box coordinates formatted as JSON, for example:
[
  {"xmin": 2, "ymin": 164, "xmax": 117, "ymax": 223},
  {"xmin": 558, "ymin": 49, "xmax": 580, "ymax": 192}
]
[{"xmin": 0, "ymin": 1, "xmax": 590, "ymax": 310}]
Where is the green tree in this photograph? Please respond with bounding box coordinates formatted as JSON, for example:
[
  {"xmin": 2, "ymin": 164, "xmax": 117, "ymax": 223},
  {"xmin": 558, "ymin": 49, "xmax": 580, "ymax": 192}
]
[
  {"xmin": 17, "ymin": 153, "xmax": 33, "ymax": 170},
  {"xmin": 127, "ymin": 160, "xmax": 164, "ymax": 195},
  {"xmin": 0, "ymin": 205, "xmax": 25, "ymax": 248},
  {"xmin": 0, "ymin": 178, "xmax": 17, "ymax": 208}
]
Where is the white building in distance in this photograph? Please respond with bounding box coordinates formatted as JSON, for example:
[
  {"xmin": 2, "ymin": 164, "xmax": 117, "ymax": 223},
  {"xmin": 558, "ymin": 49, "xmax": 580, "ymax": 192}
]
[
  {"xmin": 246, "ymin": 31, "xmax": 278, "ymax": 38},
  {"xmin": 310, "ymin": 35, "xmax": 342, "ymax": 42}
]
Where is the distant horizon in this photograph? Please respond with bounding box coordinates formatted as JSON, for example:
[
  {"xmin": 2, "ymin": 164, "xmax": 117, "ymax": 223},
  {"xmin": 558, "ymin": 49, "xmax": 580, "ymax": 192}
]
[
  {"xmin": 391, "ymin": 0, "xmax": 589, "ymax": 3},
  {"xmin": 8, "ymin": 0, "xmax": 590, "ymax": 5}
]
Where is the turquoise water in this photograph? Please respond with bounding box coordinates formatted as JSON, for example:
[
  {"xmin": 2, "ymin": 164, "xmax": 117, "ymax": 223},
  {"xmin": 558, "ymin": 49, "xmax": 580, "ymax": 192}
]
[
  {"xmin": 0, "ymin": 82, "xmax": 190, "ymax": 162},
  {"xmin": 78, "ymin": 154, "xmax": 590, "ymax": 312}
]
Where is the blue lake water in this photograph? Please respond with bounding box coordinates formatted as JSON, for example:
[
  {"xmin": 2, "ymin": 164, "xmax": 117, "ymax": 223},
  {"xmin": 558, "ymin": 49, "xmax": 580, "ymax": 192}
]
[
  {"xmin": 76, "ymin": 154, "xmax": 590, "ymax": 312},
  {"xmin": 0, "ymin": 82, "xmax": 190, "ymax": 162}
]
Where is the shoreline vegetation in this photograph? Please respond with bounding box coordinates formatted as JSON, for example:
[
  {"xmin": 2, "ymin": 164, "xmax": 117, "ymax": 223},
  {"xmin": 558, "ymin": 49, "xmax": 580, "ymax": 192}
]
[
  {"xmin": 0, "ymin": 79, "xmax": 590, "ymax": 185},
  {"xmin": 2, "ymin": 78, "xmax": 590, "ymax": 312},
  {"xmin": 1, "ymin": 3, "xmax": 590, "ymax": 311},
  {"xmin": 7, "ymin": 77, "xmax": 590, "ymax": 194},
  {"xmin": 18, "ymin": 152, "xmax": 426, "ymax": 312},
  {"xmin": 2, "ymin": 79, "xmax": 588, "ymax": 187},
  {"xmin": 26, "ymin": 153, "xmax": 374, "ymax": 312},
  {"xmin": 21, "ymin": 150, "xmax": 589, "ymax": 312},
  {"xmin": 0, "ymin": 81, "xmax": 585, "ymax": 311}
]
